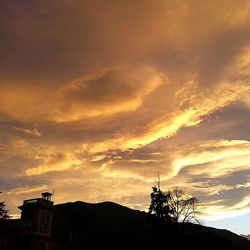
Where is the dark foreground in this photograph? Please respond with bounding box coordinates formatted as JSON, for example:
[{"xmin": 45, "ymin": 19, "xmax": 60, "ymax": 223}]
[
  {"xmin": 1, "ymin": 201, "xmax": 250, "ymax": 250},
  {"xmin": 52, "ymin": 201, "xmax": 250, "ymax": 250}
]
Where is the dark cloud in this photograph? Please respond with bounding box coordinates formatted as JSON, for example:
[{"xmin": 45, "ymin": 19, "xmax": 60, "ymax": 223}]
[
  {"xmin": 56, "ymin": 67, "xmax": 163, "ymax": 119},
  {"xmin": 196, "ymin": 24, "xmax": 250, "ymax": 87}
]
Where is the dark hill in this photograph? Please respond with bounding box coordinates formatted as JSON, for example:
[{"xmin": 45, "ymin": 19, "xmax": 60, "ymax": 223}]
[{"xmin": 52, "ymin": 201, "xmax": 250, "ymax": 250}]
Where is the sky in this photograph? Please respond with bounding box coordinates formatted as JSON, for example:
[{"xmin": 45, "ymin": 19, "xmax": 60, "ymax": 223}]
[{"xmin": 0, "ymin": 0, "xmax": 250, "ymax": 234}]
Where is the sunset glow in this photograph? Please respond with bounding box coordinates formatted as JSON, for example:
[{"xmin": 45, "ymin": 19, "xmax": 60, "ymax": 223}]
[{"xmin": 0, "ymin": 0, "xmax": 250, "ymax": 234}]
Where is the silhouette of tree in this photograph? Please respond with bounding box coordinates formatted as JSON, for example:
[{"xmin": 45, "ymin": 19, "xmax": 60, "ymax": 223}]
[
  {"xmin": 0, "ymin": 192, "xmax": 9, "ymax": 219},
  {"xmin": 148, "ymin": 186, "xmax": 203, "ymax": 224},
  {"xmin": 148, "ymin": 186, "xmax": 173, "ymax": 222},
  {"xmin": 167, "ymin": 187, "xmax": 203, "ymax": 224}
]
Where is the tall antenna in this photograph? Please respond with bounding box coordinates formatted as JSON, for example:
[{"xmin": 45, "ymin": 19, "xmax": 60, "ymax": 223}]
[
  {"xmin": 52, "ymin": 189, "xmax": 56, "ymax": 202},
  {"xmin": 157, "ymin": 172, "xmax": 161, "ymax": 190}
]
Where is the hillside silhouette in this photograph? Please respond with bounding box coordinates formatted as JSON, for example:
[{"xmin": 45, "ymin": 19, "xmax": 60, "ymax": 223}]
[{"xmin": 51, "ymin": 201, "xmax": 250, "ymax": 250}]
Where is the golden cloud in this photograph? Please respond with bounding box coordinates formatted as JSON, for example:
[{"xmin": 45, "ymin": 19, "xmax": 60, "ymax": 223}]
[
  {"xmin": 172, "ymin": 140, "xmax": 250, "ymax": 177},
  {"xmin": 6, "ymin": 185, "xmax": 48, "ymax": 195},
  {"xmin": 25, "ymin": 151, "xmax": 81, "ymax": 176},
  {"xmin": 82, "ymin": 83, "xmax": 250, "ymax": 154},
  {"xmin": 12, "ymin": 126, "xmax": 42, "ymax": 137},
  {"xmin": 55, "ymin": 67, "xmax": 164, "ymax": 121},
  {"xmin": 0, "ymin": 67, "xmax": 163, "ymax": 122}
]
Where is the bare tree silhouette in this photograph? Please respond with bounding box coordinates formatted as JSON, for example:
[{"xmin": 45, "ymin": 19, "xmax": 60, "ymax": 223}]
[{"xmin": 167, "ymin": 187, "xmax": 204, "ymax": 224}]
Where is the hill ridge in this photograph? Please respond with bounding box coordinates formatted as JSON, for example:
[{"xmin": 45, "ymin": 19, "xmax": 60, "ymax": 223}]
[{"xmin": 52, "ymin": 200, "xmax": 250, "ymax": 250}]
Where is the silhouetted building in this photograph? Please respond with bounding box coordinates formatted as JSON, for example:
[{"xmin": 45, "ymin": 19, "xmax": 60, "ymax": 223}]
[
  {"xmin": 0, "ymin": 192, "xmax": 54, "ymax": 250},
  {"xmin": 18, "ymin": 192, "xmax": 54, "ymax": 250}
]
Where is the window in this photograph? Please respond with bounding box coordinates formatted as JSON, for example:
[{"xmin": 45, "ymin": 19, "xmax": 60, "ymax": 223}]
[
  {"xmin": 40, "ymin": 212, "xmax": 51, "ymax": 232},
  {"xmin": 0, "ymin": 243, "xmax": 9, "ymax": 250},
  {"xmin": 23, "ymin": 219, "xmax": 32, "ymax": 228},
  {"xmin": 39, "ymin": 242, "xmax": 47, "ymax": 250}
]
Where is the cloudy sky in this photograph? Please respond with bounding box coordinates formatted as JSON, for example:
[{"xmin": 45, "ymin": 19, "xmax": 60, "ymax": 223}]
[{"xmin": 0, "ymin": 0, "xmax": 250, "ymax": 234}]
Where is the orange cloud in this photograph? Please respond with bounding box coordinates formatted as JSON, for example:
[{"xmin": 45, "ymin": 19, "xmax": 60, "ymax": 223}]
[
  {"xmin": 12, "ymin": 127, "xmax": 42, "ymax": 137},
  {"xmin": 82, "ymin": 83, "xmax": 250, "ymax": 154},
  {"xmin": 25, "ymin": 152, "xmax": 81, "ymax": 176},
  {"xmin": 6, "ymin": 185, "xmax": 48, "ymax": 195},
  {"xmin": 55, "ymin": 67, "xmax": 164, "ymax": 121},
  {"xmin": 169, "ymin": 140, "xmax": 250, "ymax": 180},
  {"xmin": 0, "ymin": 67, "xmax": 163, "ymax": 122}
]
